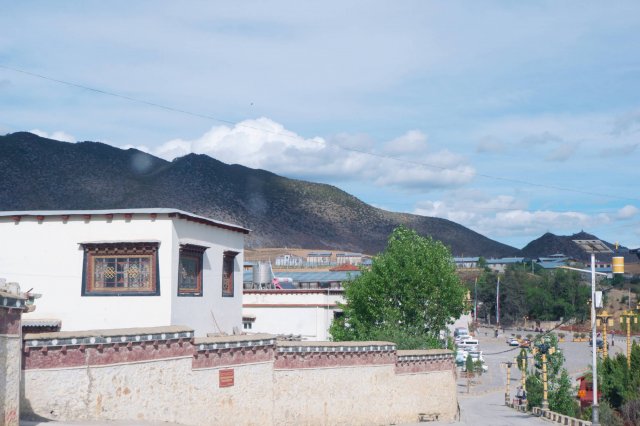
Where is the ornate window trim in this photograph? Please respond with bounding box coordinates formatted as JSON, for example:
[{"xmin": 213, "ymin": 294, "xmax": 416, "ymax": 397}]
[
  {"xmin": 81, "ymin": 242, "xmax": 160, "ymax": 296},
  {"xmin": 222, "ymin": 250, "xmax": 239, "ymax": 297},
  {"xmin": 178, "ymin": 244, "xmax": 208, "ymax": 297}
]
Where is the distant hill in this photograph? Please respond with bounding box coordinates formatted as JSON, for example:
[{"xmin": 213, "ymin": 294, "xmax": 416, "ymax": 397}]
[
  {"xmin": 521, "ymin": 231, "xmax": 634, "ymax": 262},
  {"xmin": 0, "ymin": 132, "xmax": 522, "ymax": 256}
]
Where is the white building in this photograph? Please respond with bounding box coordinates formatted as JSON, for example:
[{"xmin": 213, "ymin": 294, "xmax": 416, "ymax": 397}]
[
  {"xmin": 274, "ymin": 254, "xmax": 304, "ymax": 267},
  {"xmin": 306, "ymin": 252, "xmax": 332, "ymax": 266},
  {"xmin": 0, "ymin": 209, "xmax": 249, "ymax": 336},
  {"xmin": 336, "ymin": 252, "xmax": 363, "ymax": 265},
  {"xmin": 242, "ymin": 289, "xmax": 344, "ymax": 341}
]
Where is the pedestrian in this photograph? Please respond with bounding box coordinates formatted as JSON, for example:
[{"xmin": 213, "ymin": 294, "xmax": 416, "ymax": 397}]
[{"xmin": 516, "ymin": 386, "xmax": 523, "ymax": 405}]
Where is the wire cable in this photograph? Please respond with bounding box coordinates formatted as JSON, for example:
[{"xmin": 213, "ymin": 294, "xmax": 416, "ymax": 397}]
[{"xmin": 2, "ymin": 63, "xmax": 639, "ymax": 204}]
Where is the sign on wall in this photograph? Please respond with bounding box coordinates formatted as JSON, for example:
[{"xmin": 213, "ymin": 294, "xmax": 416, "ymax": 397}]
[{"xmin": 219, "ymin": 369, "xmax": 234, "ymax": 387}]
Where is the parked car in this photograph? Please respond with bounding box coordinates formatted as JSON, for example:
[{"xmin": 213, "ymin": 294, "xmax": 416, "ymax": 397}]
[
  {"xmin": 458, "ymin": 338, "xmax": 479, "ymax": 352},
  {"xmin": 455, "ymin": 349, "xmax": 469, "ymax": 367},
  {"xmin": 455, "ymin": 333, "xmax": 470, "ymax": 344},
  {"xmin": 454, "ymin": 327, "xmax": 470, "ymax": 338},
  {"xmin": 519, "ymin": 338, "xmax": 531, "ymax": 348},
  {"xmin": 589, "ymin": 338, "xmax": 607, "ymax": 349},
  {"xmin": 468, "ymin": 351, "xmax": 489, "ymax": 372}
]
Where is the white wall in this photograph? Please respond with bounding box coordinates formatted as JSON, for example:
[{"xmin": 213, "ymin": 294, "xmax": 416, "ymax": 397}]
[
  {"xmin": 243, "ymin": 291, "xmax": 343, "ymax": 340},
  {"xmin": 0, "ymin": 213, "xmax": 244, "ymax": 336},
  {"xmin": 0, "ymin": 215, "xmax": 173, "ymax": 331},
  {"xmin": 171, "ymin": 219, "xmax": 244, "ymax": 336}
]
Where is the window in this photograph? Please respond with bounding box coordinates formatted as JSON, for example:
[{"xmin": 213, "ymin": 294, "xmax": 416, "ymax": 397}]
[
  {"xmin": 81, "ymin": 242, "xmax": 160, "ymax": 296},
  {"xmin": 222, "ymin": 251, "xmax": 239, "ymax": 297},
  {"xmin": 178, "ymin": 244, "xmax": 208, "ymax": 296}
]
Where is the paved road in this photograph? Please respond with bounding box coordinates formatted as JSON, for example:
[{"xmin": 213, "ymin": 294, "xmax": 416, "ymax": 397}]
[{"xmin": 402, "ymin": 321, "xmax": 623, "ymax": 425}]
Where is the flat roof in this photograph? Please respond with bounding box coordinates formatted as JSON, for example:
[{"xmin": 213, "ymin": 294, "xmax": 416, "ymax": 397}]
[{"xmin": 0, "ymin": 208, "xmax": 250, "ymax": 234}]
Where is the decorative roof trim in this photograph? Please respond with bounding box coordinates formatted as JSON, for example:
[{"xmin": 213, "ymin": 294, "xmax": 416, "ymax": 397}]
[{"xmin": 0, "ymin": 209, "xmax": 250, "ymax": 234}]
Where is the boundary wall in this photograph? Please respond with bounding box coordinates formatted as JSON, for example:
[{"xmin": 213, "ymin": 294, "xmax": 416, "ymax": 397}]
[
  {"xmin": 21, "ymin": 327, "xmax": 456, "ymax": 425},
  {"xmin": 531, "ymin": 407, "xmax": 592, "ymax": 426},
  {"xmin": 1, "ymin": 288, "xmax": 31, "ymax": 426}
]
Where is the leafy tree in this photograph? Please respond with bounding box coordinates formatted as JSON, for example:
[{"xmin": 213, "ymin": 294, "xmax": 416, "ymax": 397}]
[
  {"xmin": 549, "ymin": 369, "xmax": 579, "ymax": 417},
  {"xmin": 526, "ymin": 334, "xmax": 578, "ymax": 417},
  {"xmin": 329, "ymin": 226, "xmax": 466, "ymax": 349}
]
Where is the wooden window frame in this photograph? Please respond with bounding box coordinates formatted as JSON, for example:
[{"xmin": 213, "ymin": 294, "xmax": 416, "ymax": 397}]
[
  {"xmin": 178, "ymin": 244, "xmax": 208, "ymax": 297},
  {"xmin": 81, "ymin": 242, "xmax": 160, "ymax": 296},
  {"xmin": 222, "ymin": 251, "xmax": 239, "ymax": 297}
]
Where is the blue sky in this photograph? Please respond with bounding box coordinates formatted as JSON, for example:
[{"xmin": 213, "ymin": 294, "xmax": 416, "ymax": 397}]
[{"xmin": 1, "ymin": 1, "xmax": 640, "ymax": 250}]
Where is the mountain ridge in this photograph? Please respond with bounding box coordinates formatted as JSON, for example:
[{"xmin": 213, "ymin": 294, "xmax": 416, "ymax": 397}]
[{"xmin": 0, "ymin": 131, "xmax": 542, "ymax": 256}]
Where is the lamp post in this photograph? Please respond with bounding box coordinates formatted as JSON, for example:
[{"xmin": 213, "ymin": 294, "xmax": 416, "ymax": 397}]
[
  {"xmin": 517, "ymin": 348, "xmax": 527, "ymax": 391},
  {"xmin": 619, "ymin": 304, "xmax": 639, "ymax": 369},
  {"xmin": 573, "ymin": 239, "xmax": 613, "ymax": 426},
  {"xmin": 502, "ymin": 360, "xmax": 514, "ymax": 405},
  {"xmin": 534, "ymin": 342, "xmax": 555, "ymax": 411},
  {"xmin": 596, "ymin": 310, "xmax": 614, "ymax": 358}
]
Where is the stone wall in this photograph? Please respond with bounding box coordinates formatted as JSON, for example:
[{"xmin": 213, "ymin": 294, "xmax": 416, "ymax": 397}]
[
  {"xmin": 21, "ymin": 327, "xmax": 457, "ymax": 425},
  {"xmin": 1, "ymin": 289, "xmax": 30, "ymax": 426}
]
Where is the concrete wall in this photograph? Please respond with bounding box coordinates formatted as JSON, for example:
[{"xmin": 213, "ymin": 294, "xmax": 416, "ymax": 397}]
[
  {"xmin": 242, "ymin": 290, "xmax": 344, "ymax": 340},
  {"xmin": 0, "ymin": 211, "xmax": 245, "ymax": 336},
  {"xmin": 21, "ymin": 327, "xmax": 457, "ymax": 426}
]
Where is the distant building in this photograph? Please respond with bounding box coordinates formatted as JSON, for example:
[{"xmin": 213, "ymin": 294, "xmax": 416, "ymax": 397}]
[
  {"xmin": 536, "ymin": 253, "xmax": 570, "ymax": 270},
  {"xmin": 306, "ymin": 252, "xmax": 332, "ymax": 266},
  {"xmin": 486, "ymin": 257, "xmax": 525, "ymax": 273},
  {"xmin": 453, "ymin": 257, "xmax": 480, "ymax": 268},
  {"xmin": 243, "ymin": 289, "xmax": 345, "ymax": 340},
  {"xmin": 336, "ymin": 252, "xmax": 363, "ymax": 265},
  {"xmin": 275, "ymin": 253, "xmax": 304, "ymax": 267}
]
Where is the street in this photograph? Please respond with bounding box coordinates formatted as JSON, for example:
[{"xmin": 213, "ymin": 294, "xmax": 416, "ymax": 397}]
[{"xmin": 403, "ymin": 323, "xmax": 636, "ymax": 425}]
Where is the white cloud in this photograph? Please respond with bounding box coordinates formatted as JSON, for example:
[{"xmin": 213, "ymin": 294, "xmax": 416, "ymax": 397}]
[
  {"xmin": 475, "ymin": 136, "xmax": 507, "ymax": 154},
  {"xmin": 133, "ymin": 118, "xmax": 475, "ymax": 191},
  {"xmin": 382, "ymin": 130, "xmax": 428, "ymax": 156},
  {"xmin": 617, "ymin": 205, "xmax": 639, "ymax": 219},
  {"xmin": 413, "ymin": 191, "xmax": 616, "ymax": 246},
  {"xmin": 544, "ymin": 141, "xmax": 581, "ymax": 162},
  {"xmin": 29, "ymin": 129, "xmax": 76, "ymax": 143}
]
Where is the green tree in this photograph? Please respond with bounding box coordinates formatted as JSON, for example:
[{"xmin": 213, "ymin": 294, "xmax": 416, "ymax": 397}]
[
  {"xmin": 329, "ymin": 226, "xmax": 466, "ymax": 349},
  {"xmin": 549, "ymin": 369, "xmax": 579, "ymax": 417},
  {"xmin": 526, "ymin": 334, "xmax": 578, "ymax": 417}
]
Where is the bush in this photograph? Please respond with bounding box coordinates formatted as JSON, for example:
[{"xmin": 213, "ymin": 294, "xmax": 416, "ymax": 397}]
[{"xmin": 620, "ymin": 399, "xmax": 640, "ymax": 426}]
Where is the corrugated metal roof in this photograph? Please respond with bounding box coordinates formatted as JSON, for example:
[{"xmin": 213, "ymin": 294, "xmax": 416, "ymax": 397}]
[{"xmin": 486, "ymin": 257, "xmax": 525, "ymax": 264}]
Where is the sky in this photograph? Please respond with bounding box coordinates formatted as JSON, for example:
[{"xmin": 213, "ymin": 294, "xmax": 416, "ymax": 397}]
[{"xmin": 1, "ymin": 1, "xmax": 640, "ymax": 250}]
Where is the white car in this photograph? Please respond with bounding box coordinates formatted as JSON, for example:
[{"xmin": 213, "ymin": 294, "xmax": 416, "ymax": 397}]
[
  {"xmin": 458, "ymin": 338, "xmax": 479, "ymax": 352},
  {"xmin": 455, "ymin": 333, "xmax": 471, "ymax": 344},
  {"xmin": 507, "ymin": 338, "xmax": 520, "ymax": 346},
  {"xmin": 468, "ymin": 351, "xmax": 489, "ymax": 372}
]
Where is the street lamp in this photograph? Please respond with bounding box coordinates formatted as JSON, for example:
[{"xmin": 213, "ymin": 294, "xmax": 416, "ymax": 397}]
[
  {"xmin": 596, "ymin": 310, "xmax": 614, "ymax": 358},
  {"xmin": 573, "ymin": 239, "xmax": 613, "ymax": 426},
  {"xmin": 502, "ymin": 360, "xmax": 514, "ymax": 405},
  {"xmin": 619, "ymin": 303, "xmax": 639, "ymax": 369},
  {"xmin": 533, "ymin": 341, "xmax": 555, "ymax": 410}
]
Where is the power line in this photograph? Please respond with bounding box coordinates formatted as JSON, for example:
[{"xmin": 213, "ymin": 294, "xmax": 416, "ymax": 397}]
[{"xmin": 2, "ymin": 64, "xmax": 639, "ymax": 204}]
